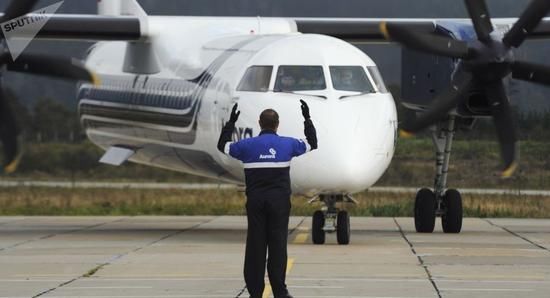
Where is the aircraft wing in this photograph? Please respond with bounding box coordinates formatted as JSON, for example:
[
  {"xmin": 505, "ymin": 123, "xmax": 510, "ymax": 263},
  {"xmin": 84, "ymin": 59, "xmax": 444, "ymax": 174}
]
[
  {"xmin": 0, "ymin": 13, "xmax": 543, "ymax": 45},
  {"xmin": 11, "ymin": 15, "xmax": 550, "ymax": 43},
  {"xmin": 3, "ymin": 14, "xmax": 143, "ymax": 41},
  {"xmin": 295, "ymin": 18, "xmax": 437, "ymax": 41},
  {"xmin": 294, "ymin": 17, "xmax": 550, "ymax": 42},
  {"xmin": 7, "ymin": 15, "xmax": 435, "ymax": 42}
]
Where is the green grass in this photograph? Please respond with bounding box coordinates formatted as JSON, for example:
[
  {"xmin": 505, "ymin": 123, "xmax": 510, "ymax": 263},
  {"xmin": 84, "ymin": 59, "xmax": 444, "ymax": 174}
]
[
  {"xmin": 377, "ymin": 138, "xmax": 550, "ymax": 189},
  {"xmin": 2, "ymin": 139, "xmax": 550, "ymax": 217},
  {"xmin": 83, "ymin": 265, "xmax": 102, "ymax": 278},
  {"xmin": 6, "ymin": 138, "xmax": 550, "ymax": 189},
  {"xmin": 0, "ymin": 187, "xmax": 549, "ymax": 218}
]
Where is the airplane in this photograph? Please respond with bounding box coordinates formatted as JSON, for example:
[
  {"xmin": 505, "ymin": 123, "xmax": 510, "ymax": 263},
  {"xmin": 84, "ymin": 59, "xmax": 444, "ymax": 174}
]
[{"xmin": 0, "ymin": 0, "xmax": 549, "ymax": 245}]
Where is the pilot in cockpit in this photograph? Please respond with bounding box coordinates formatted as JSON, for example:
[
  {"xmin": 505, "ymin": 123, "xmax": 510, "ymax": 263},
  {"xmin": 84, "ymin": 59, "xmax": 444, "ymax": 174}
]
[
  {"xmin": 340, "ymin": 69, "xmax": 354, "ymax": 86},
  {"xmin": 280, "ymin": 75, "xmax": 296, "ymax": 90},
  {"xmin": 333, "ymin": 68, "xmax": 354, "ymax": 88}
]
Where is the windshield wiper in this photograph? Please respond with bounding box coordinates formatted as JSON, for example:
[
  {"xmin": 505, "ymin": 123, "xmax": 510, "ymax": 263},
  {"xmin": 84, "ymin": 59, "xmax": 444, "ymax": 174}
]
[
  {"xmin": 273, "ymin": 89, "xmax": 327, "ymax": 99},
  {"xmin": 339, "ymin": 91, "xmax": 375, "ymax": 100}
]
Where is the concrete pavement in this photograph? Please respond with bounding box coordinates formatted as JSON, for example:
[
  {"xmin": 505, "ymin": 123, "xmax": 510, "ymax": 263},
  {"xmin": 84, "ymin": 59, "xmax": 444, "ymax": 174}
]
[{"xmin": 0, "ymin": 216, "xmax": 549, "ymax": 297}]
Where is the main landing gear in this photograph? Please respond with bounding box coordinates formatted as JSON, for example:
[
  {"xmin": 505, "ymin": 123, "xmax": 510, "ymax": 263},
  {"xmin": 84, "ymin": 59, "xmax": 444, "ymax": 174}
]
[
  {"xmin": 310, "ymin": 194, "xmax": 354, "ymax": 245},
  {"xmin": 414, "ymin": 116, "xmax": 463, "ymax": 234}
]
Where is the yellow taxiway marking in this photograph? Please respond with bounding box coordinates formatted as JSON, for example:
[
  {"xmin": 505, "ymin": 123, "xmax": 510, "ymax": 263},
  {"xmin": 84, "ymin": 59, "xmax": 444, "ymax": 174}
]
[
  {"xmin": 293, "ymin": 233, "xmax": 308, "ymax": 244},
  {"xmin": 262, "ymin": 258, "xmax": 295, "ymax": 298}
]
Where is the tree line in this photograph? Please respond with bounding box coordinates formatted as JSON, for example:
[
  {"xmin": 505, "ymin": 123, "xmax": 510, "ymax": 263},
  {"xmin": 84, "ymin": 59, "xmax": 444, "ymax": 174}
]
[{"xmin": 7, "ymin": 89, "xmax": 84, "ymax": 143}]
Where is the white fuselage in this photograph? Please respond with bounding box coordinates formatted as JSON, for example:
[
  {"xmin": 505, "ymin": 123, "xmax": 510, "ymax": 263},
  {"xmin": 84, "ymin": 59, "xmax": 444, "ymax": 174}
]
[{"xmin": 80, "ymin": 17, "xmax": 398, "ymax": 196}]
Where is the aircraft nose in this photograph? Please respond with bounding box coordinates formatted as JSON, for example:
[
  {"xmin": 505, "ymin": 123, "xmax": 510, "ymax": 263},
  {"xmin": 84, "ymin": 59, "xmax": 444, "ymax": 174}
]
[{"xmin": 292, "ymin": 96, "xmax": 396, "ymax": 194}]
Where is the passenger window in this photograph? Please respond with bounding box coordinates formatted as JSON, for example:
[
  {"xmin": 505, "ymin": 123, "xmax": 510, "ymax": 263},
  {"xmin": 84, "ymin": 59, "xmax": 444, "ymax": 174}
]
[
  {"xmin": 237, "ymin": 66, "xmax": 273, "ymax": 92},
  {"xmin": 367, "ymin": 66, "xmax": 388, "ymax": 93},
  {"xmin": 330, "ymin": 66, "xmax": 375, "ymax": 93},
  {"xmin": 274, "ymin": 66, "xmax": 326, "ymax": 92}
]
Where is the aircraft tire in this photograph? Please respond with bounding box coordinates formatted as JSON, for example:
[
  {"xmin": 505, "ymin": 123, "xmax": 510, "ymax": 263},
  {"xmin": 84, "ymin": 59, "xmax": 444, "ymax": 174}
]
[
  {"xmin": 442, "ymin": 189, "xmax": 463, "ymax": 233},
  {"xmin": 312, "ymin": 210, "xmax": 325, "ymax": 245},
  {"xmin": 336, "ymin": 210, "xmax": 350, "ymax": 245},
  {"xmin": 414, "ymin": 188, "xmax": 436, "ymax": 233}
]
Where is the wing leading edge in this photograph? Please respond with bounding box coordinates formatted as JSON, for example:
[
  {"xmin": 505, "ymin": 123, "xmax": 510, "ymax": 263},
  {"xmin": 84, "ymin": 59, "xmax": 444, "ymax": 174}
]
[
  {"xmin": 1, "ymin": 14, "xmax": 142, "ymax": 41},
  {"xmin": 3, "ymin": 14, "xmax": 550, "ymax": 43},
  {"xmin": 295, "ymin": 17, "xmax": 550, "ymax": 42}
]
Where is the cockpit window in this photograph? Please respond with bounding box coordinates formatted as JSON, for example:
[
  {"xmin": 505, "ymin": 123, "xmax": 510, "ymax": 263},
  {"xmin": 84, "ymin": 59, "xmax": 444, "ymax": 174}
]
[
  {"xmin": 237, "ymin": 66, "xmax": 273, "ymax": 92},
  {"xmin": 367, "ymin": 66, "xmax": 388, "ymax": 93},
  {"xmin": 274, "ymin": 66, "xmax": 326, "ymax": 92},
  {"xmin": 330, "ymin": 66, "xmax": 375, "ymax": 93}
]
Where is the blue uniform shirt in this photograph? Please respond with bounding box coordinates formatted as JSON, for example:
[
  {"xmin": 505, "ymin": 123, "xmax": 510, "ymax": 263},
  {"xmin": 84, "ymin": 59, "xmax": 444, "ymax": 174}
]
[{"xmin": 224, "ymin": 130, "xmax": 311, "ymax": 196}]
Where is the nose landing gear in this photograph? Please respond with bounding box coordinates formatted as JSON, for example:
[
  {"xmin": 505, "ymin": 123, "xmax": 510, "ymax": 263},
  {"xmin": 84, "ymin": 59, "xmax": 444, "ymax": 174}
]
[
  {"xmin": 414, "ymin": 116, "xmax": 463, "ymax": 233},
  {"xmin": 310, "ymin": 194, "xmax": 354, "ymax": 245}
]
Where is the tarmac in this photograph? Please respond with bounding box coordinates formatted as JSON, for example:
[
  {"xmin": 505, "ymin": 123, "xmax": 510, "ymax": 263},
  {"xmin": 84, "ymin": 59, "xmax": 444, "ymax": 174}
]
[{"xmin": 0, "ymin": 216, "xmax": 549, "ymax": 298}]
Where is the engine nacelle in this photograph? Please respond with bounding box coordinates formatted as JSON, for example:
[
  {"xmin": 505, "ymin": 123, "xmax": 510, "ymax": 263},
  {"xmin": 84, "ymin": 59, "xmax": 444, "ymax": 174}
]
[{"xmin": 400, "ymin": 26, "xmax": 492, "ymax": 118}]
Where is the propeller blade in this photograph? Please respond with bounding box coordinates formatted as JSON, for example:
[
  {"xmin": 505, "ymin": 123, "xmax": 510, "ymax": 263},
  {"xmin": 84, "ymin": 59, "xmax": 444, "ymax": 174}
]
[
  {"xmin": 0, "ymin": 0, "xmax": 39, "ymax": 23},
  {"xmin": 464, "ymin": 0, "xmax": 494, "ymax": 42},
  {"xmin": 0, "ymin": 90, "xmax": 22, "ymax": 173},
  {"xmin": 380, "ymin": 22, "xmax": 472, "ymax": 59},
  {"xmin": 7, "ymin": 54, "xmax": 99, "ymax": 84},
  {"xmin": 485, "ymin": 81, "xmax": 519, "ymax": 178},
  {"xmin": 502, "ymin": 0, "xmax": 550, "ymax": 48},
  {"xmin": 401, "ymin": 71, "xmax": 473, "ymax": 133},
  {"xmin": 511, "ymin": 61, "xmax": 550, "ymax": 85}
]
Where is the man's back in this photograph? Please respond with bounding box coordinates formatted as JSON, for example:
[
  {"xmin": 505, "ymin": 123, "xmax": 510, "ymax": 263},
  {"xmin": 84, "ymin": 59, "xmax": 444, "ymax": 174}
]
[{"xmin": 226, "ymin": 130, "xmax": 310, "ymax": 196}]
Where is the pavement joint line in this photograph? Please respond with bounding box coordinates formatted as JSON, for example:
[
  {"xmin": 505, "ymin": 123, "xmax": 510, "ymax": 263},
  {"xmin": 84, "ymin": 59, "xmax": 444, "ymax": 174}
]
[
  {"xmin": 8, "ymin": 277, "xmax": 547, "ymax": 283},
  {"xmin": 30, "ymin": 217, "xmax": 217, "ymax": 298},
  {"xmin": 393, "ymin": 218, "xmax": 442, "ymax": 298},
  {"xmin": 235, "ymin": 217, "xmax": 307, "ymax": 298},
  {"xmin": 0, "ymin": 217, "xmax": 128, "ymax": 253},
  {"xmin": 6, "ymin": 277, "xmax": 547, "ymax": 284},
  {"xmin": 483, "ymin": 219, "xmax": 550, "ymax": 252}
]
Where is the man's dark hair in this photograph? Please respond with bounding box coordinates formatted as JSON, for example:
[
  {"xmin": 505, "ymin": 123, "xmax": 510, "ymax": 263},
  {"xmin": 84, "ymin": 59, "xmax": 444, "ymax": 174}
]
[{"xmin": 259, "ymin": 109, "xmax": 279, "ymax": 131}]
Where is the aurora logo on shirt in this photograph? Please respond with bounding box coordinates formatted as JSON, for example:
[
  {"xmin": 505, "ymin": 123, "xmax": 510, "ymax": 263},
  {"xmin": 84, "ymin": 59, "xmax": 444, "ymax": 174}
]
[{"xmin": 259, "ymin": 148, "xmax": 277, "ymax": 159}]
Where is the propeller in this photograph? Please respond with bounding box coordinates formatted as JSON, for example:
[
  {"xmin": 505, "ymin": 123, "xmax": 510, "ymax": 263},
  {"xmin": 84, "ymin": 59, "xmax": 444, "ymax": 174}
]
[
  {"xmin": 1, "ymin": 0, "xmax": 40, "ymax": 22},
  {"xmin": 381, "ymin": 0, "xmax": 550, "ymax": 178},
  {"xmin": 0, "ymin": 1, "xmax": 98, "ymax": 173}
]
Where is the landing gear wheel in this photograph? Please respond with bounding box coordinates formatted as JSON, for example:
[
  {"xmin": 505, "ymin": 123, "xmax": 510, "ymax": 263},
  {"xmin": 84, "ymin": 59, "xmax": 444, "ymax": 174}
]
[
  {"xmin": 442, "ymin": 189, "xmax": 463, "ymax": 233},
  {"xmin": 414, "ymin": 188, "xmax": 436, "ymax": 233},
  {"xmin": 312, "ymin": 210, "xmax": 325, "ymax": 245},
  {"xmin": 336, "ymin": 210, "xmax": 350, "ymax": 245}
]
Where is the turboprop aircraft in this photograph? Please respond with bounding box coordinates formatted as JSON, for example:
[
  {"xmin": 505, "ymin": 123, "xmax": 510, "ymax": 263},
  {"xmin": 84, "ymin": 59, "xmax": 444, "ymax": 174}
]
[{"xmin": 0, "ymin": 0, "xmax": 550, "ymax": 244}]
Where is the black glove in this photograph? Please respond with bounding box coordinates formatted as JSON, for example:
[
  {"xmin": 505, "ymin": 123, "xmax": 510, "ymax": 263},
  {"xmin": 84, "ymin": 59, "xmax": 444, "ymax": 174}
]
[
  {"xmin": 218, "ymin": 104, "xmax": 240, "ymax": 153},
  {"xmin": 300, "ymin": 100, "xmax": 310, "ymax": 120},
  {"xmin": 304, "ymin": 119, "xmax": 318, "ymax": 150},
  {"xmin": 229, "ymin": 104, "xmax": 241, "ymax": 123}
]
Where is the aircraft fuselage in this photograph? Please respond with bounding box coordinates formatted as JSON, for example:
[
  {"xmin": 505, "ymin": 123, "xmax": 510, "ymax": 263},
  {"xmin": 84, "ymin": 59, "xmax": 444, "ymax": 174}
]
[{"xmin": 79, "ymin": 17, "xmax": 398, "ymax": 196}]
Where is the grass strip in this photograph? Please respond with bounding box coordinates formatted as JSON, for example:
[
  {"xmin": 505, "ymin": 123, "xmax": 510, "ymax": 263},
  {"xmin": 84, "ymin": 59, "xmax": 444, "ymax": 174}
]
[{"xmin": 0, "ymin": 187, "xmax": 548, "ymax": 218}]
